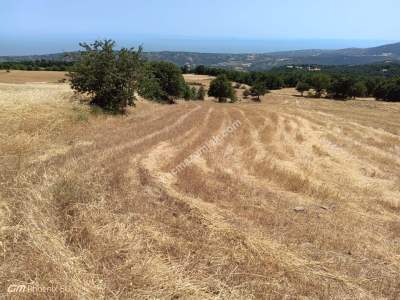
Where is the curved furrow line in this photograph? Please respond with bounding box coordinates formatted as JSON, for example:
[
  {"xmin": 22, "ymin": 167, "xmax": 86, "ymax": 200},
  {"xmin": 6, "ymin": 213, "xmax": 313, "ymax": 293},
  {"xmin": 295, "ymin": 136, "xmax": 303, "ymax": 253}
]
[
  {"xmin": 138, "ymin": 130, "xmax": 375, "ymax": 300},
  {"xmin": 289, "ymin": 107, "xmax": 400, "ymax": 148},
  {"xmin": 323, "ymin": 131, "xmax": 400, "ymax": 171},
  {"xmin": 189, "ymin": 107, "xmax": 234, "ymax": 173},
  {"xmin": 270, "ymin": 109, "xmax": 400, "ymax": 210},
  {"xmin": 109, "ymin": 104, "xmax": 212, "ymax": 182},
  {"xmin": 276, "ymin": 109, "xmax": 400, "ymax": 170},
  {"xmin": 275, "ymin": 110, "xmax": 400, "ymax": 210},
  {"xmin": 160, "ymin": 106, "xmax": 220, "ymax": 173},
  {"xmin": 129, "ymin": 105, "xmax": 216, "ymax": 188},
  {"xmin": 81, "ymin": 104, "xmax": 194, "ymax": 153},
  {"xmin": 57, "ymin": 105, "xmax": 203, "ymax": 178},
  {"xmin": 21, "ymin": 103, "xmax": 189, "ymax": 177},
  {"xmin": 230, "ymin": 107, "xmax": 270, "ymax": 161},
  {"xmin": 214, "ymin": 110, "xmax": 400, "ymax": 288},
  {"xmin": 228, "ymin": 108, "xmax": 360, "ymax": 206}
]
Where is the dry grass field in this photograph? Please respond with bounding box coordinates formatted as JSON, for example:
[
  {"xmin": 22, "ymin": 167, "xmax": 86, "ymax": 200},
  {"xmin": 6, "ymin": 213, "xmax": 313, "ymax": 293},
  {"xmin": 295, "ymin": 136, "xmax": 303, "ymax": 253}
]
[
  {"xmin": 1, "ymin": 74, "xmax": 400, "ymax": 299},
  {"xmin": 0, "ymin": 70, "xmax": 67, "ymax": 84}
]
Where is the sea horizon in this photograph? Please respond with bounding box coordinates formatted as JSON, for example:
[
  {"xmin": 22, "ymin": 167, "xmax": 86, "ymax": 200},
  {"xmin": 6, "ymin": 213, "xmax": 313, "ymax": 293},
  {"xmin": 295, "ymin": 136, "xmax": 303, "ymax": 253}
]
[{"xmin": 0, "ymin": 35, "xmax": 395, "ymax": 56}]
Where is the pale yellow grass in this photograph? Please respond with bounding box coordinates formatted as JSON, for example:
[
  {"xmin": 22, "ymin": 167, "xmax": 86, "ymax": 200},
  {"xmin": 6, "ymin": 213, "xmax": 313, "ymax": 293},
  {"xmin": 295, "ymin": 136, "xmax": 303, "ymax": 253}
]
[
  {"xmin": 183, "ymin": 74, "xmax": 214, "ymax": 87},
  {"xmin": 1, "ymin": 78, "xmax": 400, "ymax": 299}
]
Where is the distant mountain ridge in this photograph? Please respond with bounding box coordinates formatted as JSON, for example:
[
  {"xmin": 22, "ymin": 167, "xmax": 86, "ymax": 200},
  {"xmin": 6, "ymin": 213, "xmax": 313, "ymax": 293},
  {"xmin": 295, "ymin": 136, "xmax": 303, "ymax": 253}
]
[{"xmin": 1, "ymin": 42, "xmax": 400, "ymax": 71}]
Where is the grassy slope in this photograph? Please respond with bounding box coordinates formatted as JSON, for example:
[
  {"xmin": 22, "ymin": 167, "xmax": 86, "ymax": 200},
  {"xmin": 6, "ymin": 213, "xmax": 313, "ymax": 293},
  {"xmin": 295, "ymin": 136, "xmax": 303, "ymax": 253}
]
[{"xmin": 1, "ymin": 78, "xmax": 400, "ymax": 299}]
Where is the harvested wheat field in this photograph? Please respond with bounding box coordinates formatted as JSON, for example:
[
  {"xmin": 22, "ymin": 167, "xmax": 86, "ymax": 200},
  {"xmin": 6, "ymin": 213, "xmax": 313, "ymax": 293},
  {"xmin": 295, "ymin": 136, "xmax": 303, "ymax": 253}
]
[{"xmin": 1, "ymin": 78, "xmax": 400, "ymax": 299}]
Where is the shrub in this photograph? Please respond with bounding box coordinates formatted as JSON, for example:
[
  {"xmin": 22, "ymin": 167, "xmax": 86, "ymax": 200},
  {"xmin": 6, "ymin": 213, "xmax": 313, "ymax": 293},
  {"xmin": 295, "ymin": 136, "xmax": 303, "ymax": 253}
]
[
  {"xmin": 208, "ymin": 75, "xmax": 235, "ymax": 103},
  {"xmin": 250, "ymin": 81, "xmax": 269, "ymax": 101},
  {"xmin": 191, "ymin": 87, "xmax": 197, "ymax": 99},
  {"xmin": 296, "ymin": 81, "xmax": 310, "ymax": 96},
  {"xmin": 68, "ymin": 40, "xmax": 143, "ymax": 113},
  {"xmin": 197, "ymin": 86, "xmax": 206, "ymax": 100},
  {"xmin": 183, "ymin": 84, "xmax": 196, "ymax": 101}
]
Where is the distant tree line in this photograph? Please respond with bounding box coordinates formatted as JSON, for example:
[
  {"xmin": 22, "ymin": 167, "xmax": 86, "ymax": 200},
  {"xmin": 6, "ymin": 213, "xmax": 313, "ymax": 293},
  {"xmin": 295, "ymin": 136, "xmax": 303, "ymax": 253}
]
[
  {"xmin": 188, "ymin": 65, "xmax": 285, "ymax": 90},
  {"xmin": 189, "ymin": 64, "xmax": 400, "ymax": 102},
  {"xmin": 5, "ymin": 41, "xmax": 400, "ymax": 113},
  {"xmin": 0, "ymin": 60, "xmax": 74, "ymax": 71}
]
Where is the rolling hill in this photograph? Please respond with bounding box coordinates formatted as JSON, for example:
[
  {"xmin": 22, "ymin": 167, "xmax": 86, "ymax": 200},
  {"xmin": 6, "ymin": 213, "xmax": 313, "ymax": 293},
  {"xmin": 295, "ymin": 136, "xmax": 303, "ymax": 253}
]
[{"xmin": 1, "ymin": 42, "xmax": 400, "ymax": 71}]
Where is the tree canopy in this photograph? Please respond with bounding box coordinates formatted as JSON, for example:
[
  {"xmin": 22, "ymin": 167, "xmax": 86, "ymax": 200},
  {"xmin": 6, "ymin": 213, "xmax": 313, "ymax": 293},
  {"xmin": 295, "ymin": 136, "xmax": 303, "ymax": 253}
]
[
  {"xmin": 296, "ymin": 81, "xmax": 311, "ymax": 96},
  {"xmin": 68, "ymin": 40, "xmax": 143, "ymax": 113},
  {"xmin": 251, "ymin": 81, "xmax": 269, "ymax": 101},
  {"xmin": 309, "ymin": 74, "xmax": 331, "ymax": 97},
  {"xmin": 139, "ymin": 61, "xmax": 186, "ymax": 103},
  {"xmin": 208, "ymin": 75, "xmax": 235, "ymax": 103}
]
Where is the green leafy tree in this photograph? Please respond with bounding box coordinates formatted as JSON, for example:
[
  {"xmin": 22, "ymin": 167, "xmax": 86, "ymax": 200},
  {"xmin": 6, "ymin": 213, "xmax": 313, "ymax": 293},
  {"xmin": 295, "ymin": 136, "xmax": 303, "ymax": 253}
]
[
  {"xmin": 296, "ymin": 81, "xmax": 310, "ymax": 96},
  {"xmin": 374, "ymin": 78, "xmax": 400, "ymax": 102},
  {"xmin": 350, "ymin": 81, "xmax": 367, "ymax": 99},
  {"xmin": 144, "ymin": 61, "xmax": 186, "ymax": 103},
  {"xmin": 197, "ymin": 86, "xmax": 206, "ymax": 100},
  {"xmin": 138, "ymin": 63, "xmax": 164, "ymax": 102},
  {"xmin": 386, "ymin": 80, "xmax": 400, "ymax": 102},
  {"xmin": 194, "ymin": 65, "xmax": 206, "ymax": 75},
  {"xmin": 253, "ymin": 74, "xmax": 284, "ymax": 90},
  {"xmin": 365, "ymin": 78, "xmax": 379, "ymax": 96},
  {"xmin": 310, "ymin": 74, "xmax": 331, "ymax": 98},
  {"xmin": 251, "ymin": 81, "xmax": 268, "ymax": 101},
  {"xmin": 328, "ymin": 77, "xmax": 366, "ymax": 100},
  {"xmin": 69, "ymin": 40, "xmax": 143, "ymax": 113},
  {"xmin": 183, "ymin": 84, "xmax": 195, "ymax": 100},
  {"xmin": 374, "ymin": 81, "xmax": 388, "ymax": 100},
  {"xmin": 182, "ymin": 64, "xmax": 191, "ymax": 74},
  {"xmin": 191, "ymin": 87, "xmax": 197, "ymax": 99},
  {"xmin": 328, "ymin": 77, "xmax": 354, "ymax": 99},
  {"xmin": 208, "ymin": 75, "xmax": 235, "ymax": 103}
]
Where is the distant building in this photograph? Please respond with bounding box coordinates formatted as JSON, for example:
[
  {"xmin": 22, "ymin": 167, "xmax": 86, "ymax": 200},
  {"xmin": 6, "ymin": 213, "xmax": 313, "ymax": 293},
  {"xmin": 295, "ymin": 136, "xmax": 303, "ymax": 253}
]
[{"xmin": 307, "ymin": 66, "xmax": 321, "ymax": 72}]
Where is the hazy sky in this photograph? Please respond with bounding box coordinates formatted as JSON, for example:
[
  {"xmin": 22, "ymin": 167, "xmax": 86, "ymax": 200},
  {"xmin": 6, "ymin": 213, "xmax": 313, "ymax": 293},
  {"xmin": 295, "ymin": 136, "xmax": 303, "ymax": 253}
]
[{"xmin": 1, "ymin": 0, "xmax": 399, "ymax": 55}]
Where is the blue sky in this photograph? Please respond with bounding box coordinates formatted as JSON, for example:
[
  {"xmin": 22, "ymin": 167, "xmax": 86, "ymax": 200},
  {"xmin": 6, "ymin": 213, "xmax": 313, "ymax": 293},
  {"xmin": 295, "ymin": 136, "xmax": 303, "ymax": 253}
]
[{"xmin": 1, "ymin": 0, "xmax": 400, "ymax": 55}]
